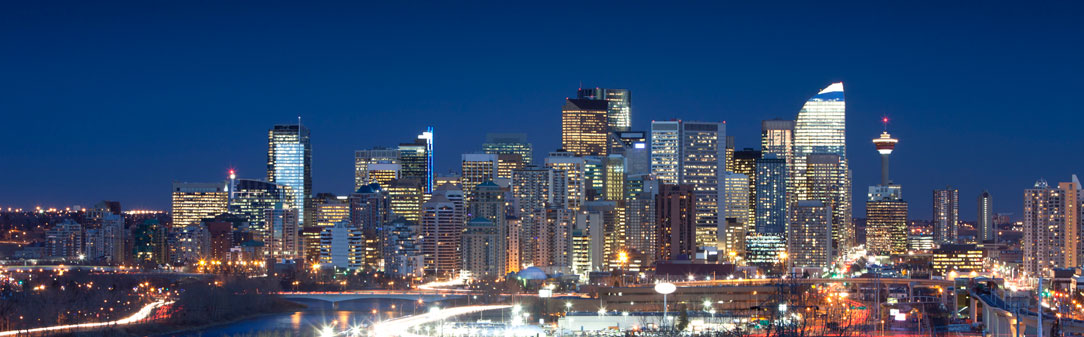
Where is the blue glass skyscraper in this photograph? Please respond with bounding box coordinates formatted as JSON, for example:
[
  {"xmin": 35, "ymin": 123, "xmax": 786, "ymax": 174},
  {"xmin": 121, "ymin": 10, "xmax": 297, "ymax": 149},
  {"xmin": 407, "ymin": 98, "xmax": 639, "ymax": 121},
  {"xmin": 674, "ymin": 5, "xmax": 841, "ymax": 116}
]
[{"xmin": 267, "ymin": 124, "xmax": 311, "ymax": 227}]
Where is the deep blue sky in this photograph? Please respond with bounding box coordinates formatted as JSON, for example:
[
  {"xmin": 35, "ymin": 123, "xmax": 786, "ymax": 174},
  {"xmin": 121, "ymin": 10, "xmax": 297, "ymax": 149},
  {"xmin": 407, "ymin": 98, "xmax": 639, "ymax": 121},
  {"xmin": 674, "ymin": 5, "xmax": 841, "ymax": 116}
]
[{"xmin": 1, "ymin": 2, "xmax": 1081, "ymax": 221}]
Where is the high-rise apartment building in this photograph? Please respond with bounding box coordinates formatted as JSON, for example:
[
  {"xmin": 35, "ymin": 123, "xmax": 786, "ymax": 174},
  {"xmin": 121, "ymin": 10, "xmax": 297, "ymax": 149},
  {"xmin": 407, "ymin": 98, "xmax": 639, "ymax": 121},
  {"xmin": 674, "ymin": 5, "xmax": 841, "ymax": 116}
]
[
  {"xmin": 571, "ymin": 209, "xmax": 602, "ymax": 276},
  {"xmin": 354, "ymin": 147, "xmax": 400, "ymax": 190},
  {"xmin": 793, "ymin": 83, "xmax": 852, "ymax": 250},
  {"xmin": 790, "ymin": 200, "xmax": 832, "ymax": 268},
  {"xmin": 382, "ymin": 218, "xmax": 424, "ymax": 278},
  {"xmin": 512, "ymin": 165, "xmax": 560, "ymax": 267},
  {"xmin": 350, "ymin": 183, "xmax": 391, "ymax": 268},
  {"xmin": 461, "ymin": 217, "xmax": 504, "ymax": 279},
  {"xmin": 171, "ymin": 182, "xmax": 228, "ymax": 228},
  {"xmin": 649, "ymin": 120, "xmax": 726, "ymax": 249},
  {"xmin": 461, "ymin": 153, "xmax": 498, "ymax": 202},
  {"xmin": 545, "ymin": 151, "xmax": 585, "ymax": 210},
  {"xmin": 626, "ymin": 189, "xmax": 657, "ymax": 265},
  {"xmin": 933, "ymin": 187, "xmax": 960, "ymax": 244},
  {"xmin": 420, "ymin": 184, "xmax": 464, "ymax": 277},
  {"xmin": 267, "ymin": 124, "xmax": 312, "ymax": 227},
  {"xmin": 1022, "ymin": 178, "xmax": 1081, "ymax": 277},
  {"xmin": 265, "ymin": 208, "xmax": 300, "ymax": 261},
  {"xmin": 319, "ymin": 222, "xmax": 363, "ymax": 269},
  {"xmin": 542, "ymin": 208, "xmax": 574, "ymax": 270},
  {"xmin": 561, "ymin": 98, "xmax": 610, "ymax": 156},
  {"xmin": 467, "ymin": 181, "xmax": 507, "ymax": 276},
  {"xmin": 577, "ymin": 87, "xmax": 631, "ymax": 132},
  {"xmin": 45, "ymin": 220, "xmax": 83, "ymax": 259},
  {"xmin": 399, "ymin": 127, "xmax": 435, "ymax": 194},
  {"xmin": 133, "ymin": 219, "xmax": 168, "ymax": 265},
  {"xmin": 655, "ymin": 184, "xmax": 696, "ymax": 262},
  {"xmin": 978, "ymin": 190, "xmax": 995, "ymax": 243}
]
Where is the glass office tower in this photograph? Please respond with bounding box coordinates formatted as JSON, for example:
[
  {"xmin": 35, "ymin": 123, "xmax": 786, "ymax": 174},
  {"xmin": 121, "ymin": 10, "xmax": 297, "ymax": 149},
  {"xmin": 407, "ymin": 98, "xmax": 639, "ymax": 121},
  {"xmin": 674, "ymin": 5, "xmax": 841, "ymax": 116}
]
[
  {"xmin": 267, "ymin": 124, "xmax": 311, "ymax": 227},
  {"xmin": 794, "ymin": 82, "xmax": 852, "ymax": 250}
]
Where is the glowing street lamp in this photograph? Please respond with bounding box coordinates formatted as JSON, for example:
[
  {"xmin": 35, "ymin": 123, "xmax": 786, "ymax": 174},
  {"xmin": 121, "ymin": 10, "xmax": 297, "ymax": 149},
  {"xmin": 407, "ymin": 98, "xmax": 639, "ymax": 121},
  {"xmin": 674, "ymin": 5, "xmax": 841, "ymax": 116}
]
[{"xmin": 655, "ymin": 282, "xmax": 677, "ymax": 330}]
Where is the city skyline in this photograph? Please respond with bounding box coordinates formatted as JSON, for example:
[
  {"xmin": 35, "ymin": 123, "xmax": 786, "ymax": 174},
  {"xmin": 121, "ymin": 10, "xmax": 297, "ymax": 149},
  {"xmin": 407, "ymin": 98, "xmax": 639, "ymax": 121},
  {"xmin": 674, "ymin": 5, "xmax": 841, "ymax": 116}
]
[{"xmin": 2, "ymin": 2, "xmax": 1083, "ymax": 221}]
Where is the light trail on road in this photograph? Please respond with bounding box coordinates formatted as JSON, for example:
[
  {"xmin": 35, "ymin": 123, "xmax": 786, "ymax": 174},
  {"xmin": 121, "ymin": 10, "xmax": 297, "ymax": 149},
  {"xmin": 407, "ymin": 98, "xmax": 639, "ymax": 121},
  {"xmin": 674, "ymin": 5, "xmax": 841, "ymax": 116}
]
[
  {"xmin": 0, "ymin": 300, "xmax": 172, "ymax": 336},
  {"xmin": 371, "ymin": 304, "xmax": 511, "ymax": 337}
]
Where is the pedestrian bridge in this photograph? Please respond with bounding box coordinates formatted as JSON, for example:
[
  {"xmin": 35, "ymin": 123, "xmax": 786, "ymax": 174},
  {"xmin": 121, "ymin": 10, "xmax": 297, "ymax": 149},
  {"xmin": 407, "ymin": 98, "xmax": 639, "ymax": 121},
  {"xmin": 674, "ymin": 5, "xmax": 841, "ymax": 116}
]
[{"xmin": 278, "ymin": 290, "xmax": 467, "ymax": 303}]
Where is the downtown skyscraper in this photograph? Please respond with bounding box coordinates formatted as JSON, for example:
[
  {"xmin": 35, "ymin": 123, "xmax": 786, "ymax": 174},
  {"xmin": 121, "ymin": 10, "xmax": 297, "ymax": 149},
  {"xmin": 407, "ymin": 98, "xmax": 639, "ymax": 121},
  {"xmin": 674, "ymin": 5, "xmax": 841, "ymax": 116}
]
[
  {"xmin": 577, "ymin": 87, "xmax": 631, "ymax": 132},
  {"xmin": 978, "ymin": 190, "xmax": 996, "ymax": 243},
  {"xmin": 268, "ymin": 124, "xmax": 312, "ymax": 227},
  {"xmin": 650, "ymin": 120, "xmax": 726, "ymax": 250},
  {"xmin": 793, "ymin": 83, "xmax": 852, "ymax": 251},
  {"xmin": 399, "ymin": 127, "xmax": 435, "ymax": 194},
  {"xmin": 932, "ymin": 187, "xmax": 960, "ymax": 244},
  {"xmin": 561, "ymin": 98, "xmax": 609, "ymax": 157}
]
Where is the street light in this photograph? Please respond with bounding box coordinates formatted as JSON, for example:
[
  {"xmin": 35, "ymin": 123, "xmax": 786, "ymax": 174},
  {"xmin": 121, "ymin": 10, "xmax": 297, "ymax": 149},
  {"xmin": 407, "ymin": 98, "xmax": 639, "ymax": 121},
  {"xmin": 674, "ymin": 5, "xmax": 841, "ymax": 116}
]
[{"xmin": 655, "ymin": 282, "xmax": 677, "ymax": 330}]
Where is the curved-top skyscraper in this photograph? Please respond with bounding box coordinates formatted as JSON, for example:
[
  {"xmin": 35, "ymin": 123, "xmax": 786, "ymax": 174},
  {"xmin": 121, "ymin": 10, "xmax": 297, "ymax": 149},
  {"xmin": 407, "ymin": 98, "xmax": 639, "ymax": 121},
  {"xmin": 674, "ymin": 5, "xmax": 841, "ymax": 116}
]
[{"xmin": 793, "ymin": 82, "xmax": 852, "ymax": 253}]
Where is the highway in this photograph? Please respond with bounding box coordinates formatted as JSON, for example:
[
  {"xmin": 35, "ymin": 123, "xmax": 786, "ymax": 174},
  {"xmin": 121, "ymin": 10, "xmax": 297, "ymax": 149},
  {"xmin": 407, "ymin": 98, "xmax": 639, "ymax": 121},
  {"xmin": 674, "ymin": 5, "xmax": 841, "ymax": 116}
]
[{"xmin": 0, "ymin": 300, "xmax": 171, "ymax": 336}]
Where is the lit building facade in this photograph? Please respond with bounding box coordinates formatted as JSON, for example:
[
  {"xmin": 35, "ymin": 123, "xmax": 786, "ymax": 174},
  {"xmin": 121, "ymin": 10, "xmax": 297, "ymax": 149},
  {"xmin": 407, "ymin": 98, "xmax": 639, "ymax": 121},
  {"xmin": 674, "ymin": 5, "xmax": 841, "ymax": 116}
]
[
  {"xmin": 866, "ymin": 197, "xmax": 908, "ymax": 256},
  {"xmin": 655, "ymin": 184, "xmax": 696, "ymax": 262},
  {"xmin": 932, "ymin": 187, "xmax": 960, "ymax": 244},
  {"xmin": 399, "ymin": 127, "xmax": 434, "ymax": 194},
  {"xmin": 386, "ymin": 178, "xmax": 425, "ymax": 222},
  {"xmin": 461, "ymin": 217, "xmax": 504, "ymax": 279},
  {"xmin": 793, "ymin": 83, "xmax": 852, "ymax": 250},
  {"xmin": 755, "ymin": 155, "xmax": 787, "ymax": 234},
  {"xmin": 350, "ymin": 183, "xmax": 391, "ymax": 269},
  {"xmin": 265, "ymin": 208, "xmax": 300, "ymax": 261},
  {"xmin": 722, "ymin": 172, "xmax": 750, "ymax": 259},
  {"xmin": 931, "ymin": 244, "xmax": 984, "ymax": 275},
  {"xmin": 978, "ymin": 190, "xmax": 995, "ymax": 243},
  {"xmin": 354, "ymin": 147, "xmax": 400, "ymax": 190},
  {"xmin": 267, "ymin": 124, "xmax": 312, "ymax": 227},
  {"xmin": 382, "ymin": 218, "xmax": 424, "ymax": 278},
  {"xmin": 482, "ymin": 133, "xmax": 533, "ymax": 168},
  {"xmin": 561, "ymin": 98, "xmax": 609, "ymax": 156},
  {"xmin": 45, "ymin": 220, "xmax": 83, "ymax": 259},
  {"xmin": 761, "ymin": 119, "xmax": 795, "ymax": 219},
  {"xmin": 228, "ymin": 179, "xmax": 292, "ymax": 233},
  {"xmin": 171, "ymin": 182, "xmax": 228, "ymax": 228},
  {"xmin": 313, "ymin": 193, "xmax": 350, "ymax": 227},
  {"xmin": 512, "ymin": 165, "xmax": 560, "ymax": 267},
  {"xmin": 1022, "ymin": 179, "xmax": 1080, "ymax": 277},
  {"xmin": 790, "ymin": 200, "xmax": 832, "ymax": 268},
  {"xmin": 468, "ymin": 181, "xmax": 507, "ymax": 275},
  {"xmin": 420, "ymin": 184, "xmax": 464, "ymax": 277},
  {"xmin": 461, "ymin": 153, "xmax": 498, "ymax": 203},
  {"xmin": 731, "ymin": 149, "xmax": 761, "ymax": 229},
  {"xmin": 577, "ymin": 87, "xmax": 631, "ymax": 132},
  {"xmin": 319, "ymin": 222, "xmax": 363, "ymax": 269},
  {"xmin": 545, "ymin": 151, "xmax": 584, "ymax": 210},
  {"xmin": 649, "ymin": 120, "xmax": 726, "ymax": 249}
]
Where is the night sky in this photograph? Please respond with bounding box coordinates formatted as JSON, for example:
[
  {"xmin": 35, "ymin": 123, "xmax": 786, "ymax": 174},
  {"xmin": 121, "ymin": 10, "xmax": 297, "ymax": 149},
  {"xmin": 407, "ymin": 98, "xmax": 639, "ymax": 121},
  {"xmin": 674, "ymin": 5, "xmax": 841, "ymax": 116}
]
[{"xmin": 2, "ymin": 2, "xmax": 1081, "ymax": 221}]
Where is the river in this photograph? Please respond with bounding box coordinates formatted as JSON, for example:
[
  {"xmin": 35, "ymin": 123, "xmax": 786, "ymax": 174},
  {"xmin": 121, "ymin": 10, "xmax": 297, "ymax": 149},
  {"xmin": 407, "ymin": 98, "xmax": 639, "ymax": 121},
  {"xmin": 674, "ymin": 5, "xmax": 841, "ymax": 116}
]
[{"xmin": 177, "ymin": 298, "xmax": 438, "ymax": 336}]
